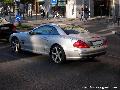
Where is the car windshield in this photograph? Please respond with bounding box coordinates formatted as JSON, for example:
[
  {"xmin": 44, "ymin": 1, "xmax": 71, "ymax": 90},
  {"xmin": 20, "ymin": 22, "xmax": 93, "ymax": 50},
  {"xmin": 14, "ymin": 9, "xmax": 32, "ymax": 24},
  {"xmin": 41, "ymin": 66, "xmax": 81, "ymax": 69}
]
[{"xmin": 63, "ymin": 26, "xmax": 88, "ymax": 35}]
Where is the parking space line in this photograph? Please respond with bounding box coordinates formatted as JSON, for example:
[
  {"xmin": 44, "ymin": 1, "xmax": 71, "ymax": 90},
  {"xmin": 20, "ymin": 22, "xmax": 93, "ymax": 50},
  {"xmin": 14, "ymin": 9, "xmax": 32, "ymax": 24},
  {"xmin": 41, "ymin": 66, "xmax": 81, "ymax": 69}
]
[
  {"xmin": 100, "ymin": 32, "xmax": 113, "ymax": 36},
  {"xmin": 107, "ymin": 54, "xmax": 120, "ymax": 59},
  {"xmin": 0, "ymin": 45, "xmax": 9, "ymax": 49}
]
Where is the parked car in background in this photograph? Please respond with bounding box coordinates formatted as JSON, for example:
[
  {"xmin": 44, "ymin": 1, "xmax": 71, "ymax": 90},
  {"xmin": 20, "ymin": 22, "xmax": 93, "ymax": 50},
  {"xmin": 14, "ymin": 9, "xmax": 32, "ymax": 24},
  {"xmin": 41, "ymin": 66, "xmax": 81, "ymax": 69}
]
[
  {"xmin": 112, "ymin": 31, "xmax": 120, "ymax": 36},
  {"xmin": 0, "ymin": 17, "xmax": 17, "ymax": 41},
  {"xmin": 9, "ymin": 23, "xmax": 108, "ymax": 64}
]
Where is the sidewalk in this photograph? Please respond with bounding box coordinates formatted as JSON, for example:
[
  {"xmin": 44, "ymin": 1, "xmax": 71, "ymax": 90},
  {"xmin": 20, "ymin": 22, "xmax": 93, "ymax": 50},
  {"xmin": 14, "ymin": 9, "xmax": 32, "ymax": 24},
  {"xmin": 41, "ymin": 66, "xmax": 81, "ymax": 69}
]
[
  {"xmin": 4, "ymin": 13, "xmax": 119, "ymax": 28},
  {"xmin": 22, "ymin": 15, "xmax": 120, "ymax": 28},
  {"xmin": 21, "ymin": 16, "xmax": 105, "ymax": 27},
  {"xmin": 5, "ymin": 14, "xmax": 119, "ymax": 33}
]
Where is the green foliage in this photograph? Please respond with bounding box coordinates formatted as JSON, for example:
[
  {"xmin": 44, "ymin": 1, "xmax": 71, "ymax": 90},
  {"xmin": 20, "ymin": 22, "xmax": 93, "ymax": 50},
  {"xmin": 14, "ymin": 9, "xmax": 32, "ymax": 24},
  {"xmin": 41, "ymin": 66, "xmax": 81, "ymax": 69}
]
[
  {"xmin": 64, "ymin": 25, "xmax": 85, "ymax": 30},
  {"xmin": 2, "ymin": 0, "xmax": 13, "ymax": 4},
  {"xmin": 68, "ymin": 19, "xmax": 75, "ymax": 21},
  {"xmin": 16, "ymin": 24, "xmax": 32, "ymax": 30},
  {"xmin": 2, "ymin": 0, "xmax": 34, "ymax": 4}
]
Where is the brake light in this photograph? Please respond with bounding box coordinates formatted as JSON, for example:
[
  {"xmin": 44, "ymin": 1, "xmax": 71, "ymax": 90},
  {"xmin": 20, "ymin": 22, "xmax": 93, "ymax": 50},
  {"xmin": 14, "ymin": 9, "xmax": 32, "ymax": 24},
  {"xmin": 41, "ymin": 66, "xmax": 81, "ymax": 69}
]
[
  {"xmin": 12, "ymin": 25, "xmax": 16, "ymax": 31},
  {"xmin": 73, "ymin": 40, "xmax": 90, "ymax": 48}
]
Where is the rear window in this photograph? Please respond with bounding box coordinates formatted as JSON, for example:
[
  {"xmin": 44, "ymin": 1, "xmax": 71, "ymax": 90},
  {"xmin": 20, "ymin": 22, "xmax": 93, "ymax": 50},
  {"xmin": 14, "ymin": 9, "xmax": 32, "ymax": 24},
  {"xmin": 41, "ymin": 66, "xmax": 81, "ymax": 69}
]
[{"xmin": 63, "ymin": 26, "xmax": 88, "ymax": 35}]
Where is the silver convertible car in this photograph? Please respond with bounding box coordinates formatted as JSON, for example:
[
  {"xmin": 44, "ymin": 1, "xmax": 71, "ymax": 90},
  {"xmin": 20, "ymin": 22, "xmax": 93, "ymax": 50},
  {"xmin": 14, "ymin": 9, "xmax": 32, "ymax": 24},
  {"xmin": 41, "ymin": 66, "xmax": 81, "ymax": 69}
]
[{"xmin": 9, "ymin": 23, "xmax": 108, "ymax": 63}]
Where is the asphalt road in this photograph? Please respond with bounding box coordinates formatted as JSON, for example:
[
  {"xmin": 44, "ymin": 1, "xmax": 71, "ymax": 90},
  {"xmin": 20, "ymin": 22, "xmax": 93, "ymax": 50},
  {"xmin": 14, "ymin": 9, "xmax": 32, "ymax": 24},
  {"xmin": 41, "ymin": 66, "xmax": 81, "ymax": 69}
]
[{"xmin": 0, "ymin": 21, "xmax": 120, "ymax": 90}]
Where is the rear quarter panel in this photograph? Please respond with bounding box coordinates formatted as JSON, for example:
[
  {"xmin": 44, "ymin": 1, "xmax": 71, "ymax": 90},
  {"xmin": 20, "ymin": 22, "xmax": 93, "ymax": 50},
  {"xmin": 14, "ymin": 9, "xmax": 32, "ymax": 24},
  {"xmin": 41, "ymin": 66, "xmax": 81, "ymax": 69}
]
[{"xmin": 48, "ymin": 35, "xmax": 79, "ymax": 57}]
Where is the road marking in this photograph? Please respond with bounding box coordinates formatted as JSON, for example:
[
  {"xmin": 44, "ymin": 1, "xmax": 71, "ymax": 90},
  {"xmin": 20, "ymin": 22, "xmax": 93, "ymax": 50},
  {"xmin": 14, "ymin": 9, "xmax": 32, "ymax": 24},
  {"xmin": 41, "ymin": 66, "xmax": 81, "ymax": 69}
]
[
  {"xmin": 57, "ymin": 23, "xmax": 66, "ymax": 26},
  {"xmin": 100, "ymin": 32, "xmax": 114, "ymax": 36},
  {"xmin": 113, "ymin": 87, "xmax": 118, "ymax": 89},
  {"xmin": 107, "ymin": 54, "xmax": 120, "ymax": 59},
  {"xmin": 97, "ymin": 29, "xmax": 110, "ymax": 33},
  {"xmin": 0, "ymin": 45, "xmax": 9, "ymax": 49},
  {"xmin": 97, "ymin": 28, "xmax": 117, "ymax": 36}
]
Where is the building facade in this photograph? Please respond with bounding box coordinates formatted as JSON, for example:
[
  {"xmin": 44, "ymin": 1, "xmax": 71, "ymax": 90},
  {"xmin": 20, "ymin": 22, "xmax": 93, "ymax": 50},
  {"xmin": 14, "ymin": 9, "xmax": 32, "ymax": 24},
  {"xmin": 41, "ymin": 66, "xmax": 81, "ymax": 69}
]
[{"xmin": 35, "ymin": 0, "xmax": 120, "ymax": 18}]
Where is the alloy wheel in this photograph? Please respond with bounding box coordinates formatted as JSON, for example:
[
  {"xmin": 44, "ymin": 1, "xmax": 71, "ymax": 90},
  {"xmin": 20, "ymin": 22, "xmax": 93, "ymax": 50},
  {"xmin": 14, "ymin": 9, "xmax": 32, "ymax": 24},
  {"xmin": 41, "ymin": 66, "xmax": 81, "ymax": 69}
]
[
  {"xmin": 11, "ymin": 38, "xmax": 20, "ymax": 52},
  {"xmin": 50, "ymin": 45, "xmax": 66, "ymax": 64}
]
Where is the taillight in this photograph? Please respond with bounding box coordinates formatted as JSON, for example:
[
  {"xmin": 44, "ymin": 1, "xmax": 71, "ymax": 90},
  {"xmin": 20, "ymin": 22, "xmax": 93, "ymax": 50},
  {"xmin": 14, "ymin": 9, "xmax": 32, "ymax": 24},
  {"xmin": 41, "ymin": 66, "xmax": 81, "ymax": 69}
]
[
  {"xmin": 73, "ymin": 40, "xmax": 90, "ymax": 48},
  {"xmin": 103, "ymin": 39, "xmax": 108, "ymax": 45},
  {"xmin": 12, "ymin": 25, "xmax": 16, "ymax": 31}
]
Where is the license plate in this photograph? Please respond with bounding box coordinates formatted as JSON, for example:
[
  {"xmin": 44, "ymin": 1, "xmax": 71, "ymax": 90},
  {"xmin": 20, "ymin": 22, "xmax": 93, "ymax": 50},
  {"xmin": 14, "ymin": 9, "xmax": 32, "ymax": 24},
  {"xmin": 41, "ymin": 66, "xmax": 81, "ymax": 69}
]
[{"xmin": 92, "ymin": 40, "xmax": 103, "ymax": 46}]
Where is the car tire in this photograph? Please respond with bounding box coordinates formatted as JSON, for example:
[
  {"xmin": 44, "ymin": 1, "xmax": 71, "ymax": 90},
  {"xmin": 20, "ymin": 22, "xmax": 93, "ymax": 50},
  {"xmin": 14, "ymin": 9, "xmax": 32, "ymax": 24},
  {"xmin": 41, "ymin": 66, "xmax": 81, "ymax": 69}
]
[
  {"xmin": 50, "ymin": 45, "xmax": 66, "ymax": 64},
  {"xmin": 10, "ymin": 37, "xmax": 21, "ymax": 53}
]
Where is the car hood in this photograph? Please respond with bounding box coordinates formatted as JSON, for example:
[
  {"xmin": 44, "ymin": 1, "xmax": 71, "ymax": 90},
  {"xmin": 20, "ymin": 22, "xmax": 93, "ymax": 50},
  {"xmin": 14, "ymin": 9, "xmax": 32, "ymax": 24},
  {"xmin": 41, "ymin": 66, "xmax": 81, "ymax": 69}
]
[{"xmin": 68, "ymin": 32, "xmax": 102, "ymax": 41}]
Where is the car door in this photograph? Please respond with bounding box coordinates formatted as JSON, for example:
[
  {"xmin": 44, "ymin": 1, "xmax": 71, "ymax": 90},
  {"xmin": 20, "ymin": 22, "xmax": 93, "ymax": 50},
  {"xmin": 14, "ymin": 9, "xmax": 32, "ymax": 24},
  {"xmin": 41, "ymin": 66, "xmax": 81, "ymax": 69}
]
[
  {"xmin": 42, "ymin": 25, "xmax": 59, "ymax": 53},
  {"xmin": 22, "ymin": 25, "xmax": 59, "ymax": 54},
  {"xmin": 31, "ymin": 25, "xmax": 59, "ymax": 54},
  {"xmin": 20, "ymin": 26, "xmax": 46, "ymax": 53},
  {"xmin": 25, "ymin": 26, "xmax": 49, "ymax": 53}
]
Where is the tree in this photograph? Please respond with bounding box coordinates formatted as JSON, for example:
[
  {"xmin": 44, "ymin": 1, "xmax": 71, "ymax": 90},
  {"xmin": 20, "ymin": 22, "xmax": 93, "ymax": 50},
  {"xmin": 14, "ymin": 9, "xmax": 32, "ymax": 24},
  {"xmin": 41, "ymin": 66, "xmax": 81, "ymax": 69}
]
[
  {"xmin": 2, "ymin": 0, "xmax": 13, "ymax": 4},
  {"xmin": 1, "ymin": 0, "xmax": 34, "ymax": 4}
]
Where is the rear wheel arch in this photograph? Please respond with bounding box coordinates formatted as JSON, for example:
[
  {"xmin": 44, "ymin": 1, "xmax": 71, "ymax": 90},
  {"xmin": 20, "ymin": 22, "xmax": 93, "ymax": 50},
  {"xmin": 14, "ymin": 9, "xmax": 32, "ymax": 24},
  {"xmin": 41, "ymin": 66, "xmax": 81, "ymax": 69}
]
[
  {"xmin": 50, "ymin": 43, "xmax": 64, "ymax": 53},
  {"xmin": 51, "ymin": 43, "xmax": 59, "ymax": 48}
]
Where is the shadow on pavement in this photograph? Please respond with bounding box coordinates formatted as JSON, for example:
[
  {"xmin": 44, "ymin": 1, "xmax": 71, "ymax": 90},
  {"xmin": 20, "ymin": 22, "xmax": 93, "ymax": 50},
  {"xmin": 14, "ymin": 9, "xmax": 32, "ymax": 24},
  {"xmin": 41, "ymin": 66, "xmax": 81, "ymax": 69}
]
[
  {"xmin": 0, "ymin": 39, "xmax": 104, "ymax": 67},
  {"xmin": 0, "ymin": 40, "xmax": 101, "ymax": 64},
  {"xmin": 0, "ymin": 40, "xmax": 39, "ymax": 63}
]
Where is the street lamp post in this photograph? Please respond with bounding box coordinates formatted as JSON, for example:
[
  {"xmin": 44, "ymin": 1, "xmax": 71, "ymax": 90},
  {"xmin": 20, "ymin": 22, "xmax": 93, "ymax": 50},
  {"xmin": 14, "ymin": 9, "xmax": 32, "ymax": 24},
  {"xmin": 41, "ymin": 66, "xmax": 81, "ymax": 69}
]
[
  {"xmin": 119, "ymin": 0, "xmax": 120, "ymax": 16},
  {"xmin": 100, "ymin": 5, "xmax": 104, "ymax": 18},
  {"xmin": 14, "ymin": 0, "xmax": 20, "ymax": 16},
  {"xmin": 36, "ymin": 0, "xmax": 38, "ymax": 20},
  {"xmin": 82, "ymin": 0, "xmax": 85, "ymax": 18},
  {"xmin": 14, "ymin": 0, "xmax": 17, "ymax": 16},
  {"xmin": 112, "ymin": 0, "xmax": 115, "ymax": 21},
  {"xmin": 88, "ymin": 0, "xmax": 90, "ymax": 18}
]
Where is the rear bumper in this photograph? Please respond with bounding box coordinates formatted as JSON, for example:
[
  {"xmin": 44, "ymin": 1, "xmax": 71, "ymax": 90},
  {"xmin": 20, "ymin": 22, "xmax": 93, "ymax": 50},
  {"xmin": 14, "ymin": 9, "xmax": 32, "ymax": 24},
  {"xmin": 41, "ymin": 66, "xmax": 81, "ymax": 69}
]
[
  {"xmin": 79, "ymin": 50, "xmax": 106, "ymax": 58},
  {"xmin": 66, "ymin": 49, "xmax": 107, "ymax": 60}
]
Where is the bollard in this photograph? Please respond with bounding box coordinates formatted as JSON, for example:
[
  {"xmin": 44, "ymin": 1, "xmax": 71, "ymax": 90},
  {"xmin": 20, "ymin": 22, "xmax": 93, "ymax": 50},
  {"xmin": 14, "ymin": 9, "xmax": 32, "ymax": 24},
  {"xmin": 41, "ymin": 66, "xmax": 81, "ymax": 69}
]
[
  {"xmin": 117, "ymin": 17, "xmax": 120, "ymax": 26},
  {"xmin": 15, "ymin": 15, "xmax": 21, "ymax": 26}
]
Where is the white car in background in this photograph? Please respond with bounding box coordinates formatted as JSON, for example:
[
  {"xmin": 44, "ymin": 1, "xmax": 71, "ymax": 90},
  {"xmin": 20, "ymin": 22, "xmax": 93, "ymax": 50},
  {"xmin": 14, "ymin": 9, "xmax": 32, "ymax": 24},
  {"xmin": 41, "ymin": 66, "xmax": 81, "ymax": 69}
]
[{"xmin": 9, "ymin": 23, "xmax": 108, "ymax": 64}]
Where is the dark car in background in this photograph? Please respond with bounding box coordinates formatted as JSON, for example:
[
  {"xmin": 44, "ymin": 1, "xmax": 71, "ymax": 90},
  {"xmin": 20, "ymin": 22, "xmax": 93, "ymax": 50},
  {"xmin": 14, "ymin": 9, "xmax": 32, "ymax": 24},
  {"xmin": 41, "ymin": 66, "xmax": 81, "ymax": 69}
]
[
  {"xmin": 0, "ymin": 24, "xmax": 17, "ymax": 40},
  {"xmin": 0, "ymin": 17, "xmax": 17, "ymax": 41}
]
